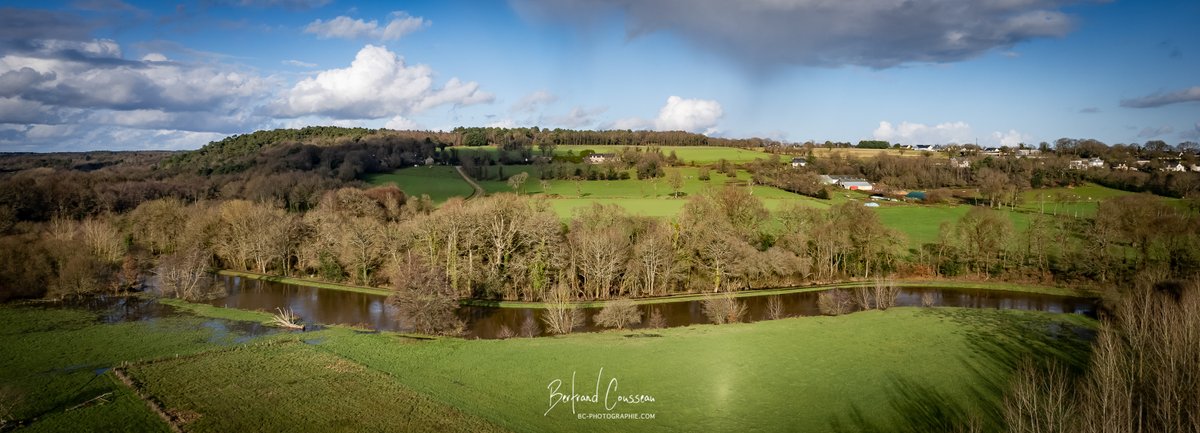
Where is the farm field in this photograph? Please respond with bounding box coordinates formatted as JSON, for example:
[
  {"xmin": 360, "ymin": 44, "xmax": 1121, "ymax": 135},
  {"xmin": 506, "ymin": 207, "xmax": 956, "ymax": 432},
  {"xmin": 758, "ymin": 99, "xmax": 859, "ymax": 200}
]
[
  {"xmin": 475, "ymin": 165, "xmax": 835, "ymax": 217},
  {"xmin": 1015, "ymin": 183, "xmax": 1184, "ymax": 217},
  {"xmin": 873, "ymin": 204, "xmax": 1033, "ymax": 249},
  {"xmin": 362, "ymin": 166, "xmax": 473, "ymax": 202},
  {"xmin": 0, "ymin": 301, "xmax": 1094, "ymax": 433}
]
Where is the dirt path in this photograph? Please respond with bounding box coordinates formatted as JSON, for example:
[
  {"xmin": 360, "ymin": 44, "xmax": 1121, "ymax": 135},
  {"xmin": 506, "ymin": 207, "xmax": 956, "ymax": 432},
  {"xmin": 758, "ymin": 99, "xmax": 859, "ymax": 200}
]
[{"xmin": 455, "ymin": 165, "xmax": 484, "ymax": 199}]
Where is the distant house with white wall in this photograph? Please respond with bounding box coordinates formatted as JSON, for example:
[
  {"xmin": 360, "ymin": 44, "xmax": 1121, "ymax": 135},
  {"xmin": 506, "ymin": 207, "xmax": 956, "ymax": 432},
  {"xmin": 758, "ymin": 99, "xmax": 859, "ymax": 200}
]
[
  {"xmin": 791, "ymin": 157, "xmax": 807, "ymax": 168},
  {"xmin": 586, "ymin": 153, "xmax": 616, "ymax": 164}
]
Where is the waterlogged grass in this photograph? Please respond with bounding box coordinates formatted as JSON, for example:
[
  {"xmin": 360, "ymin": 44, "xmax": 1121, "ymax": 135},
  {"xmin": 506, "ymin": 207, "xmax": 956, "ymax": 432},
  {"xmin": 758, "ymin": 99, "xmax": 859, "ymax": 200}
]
[
  {"xmin": 0, "ymin": 305, "xmax": 262, "ymax": 431},
  {"xmin": 124, "ymin": 341, "xmax": 506, "ymax": 433},
  {"xmin": 157, "ymin": 298, "xmax": 276, "ymax": 323},
  {"xmin": 362, "ymin": 166, "xmax": 473, "ymax": 202},
  {"xmin": 218, "ymin": 269, "xmax": 393, "ymax": 296}
]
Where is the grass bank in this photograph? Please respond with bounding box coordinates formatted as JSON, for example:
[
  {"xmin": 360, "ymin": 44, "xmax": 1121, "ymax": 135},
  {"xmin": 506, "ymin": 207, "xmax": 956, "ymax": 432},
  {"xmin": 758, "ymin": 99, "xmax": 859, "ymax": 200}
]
[{"xmin": 217, "ymin": 270, "xmax": 393, "ymax": 297}]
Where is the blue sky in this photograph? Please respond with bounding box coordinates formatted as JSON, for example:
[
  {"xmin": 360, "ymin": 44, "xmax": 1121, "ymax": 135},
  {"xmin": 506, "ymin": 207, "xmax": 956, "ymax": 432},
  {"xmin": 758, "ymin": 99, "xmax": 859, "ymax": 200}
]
[{"xmin": 1, "ymin": 0, "xmax": 1197, "ymax": 151}]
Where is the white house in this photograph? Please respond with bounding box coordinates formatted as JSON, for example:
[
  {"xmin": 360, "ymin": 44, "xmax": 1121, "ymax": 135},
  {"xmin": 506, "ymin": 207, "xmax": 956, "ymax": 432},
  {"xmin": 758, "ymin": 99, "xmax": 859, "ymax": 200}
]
[
  {"xmin": 791, "ymin": 157, "xmax": 807, "ymax": 168},
  {"xmin": 586, "ymin": 153, "xmax": 616, "ymax": 164},
  {"xmin": 1163, "ymin": 162, "xmax": 1187, "ymax": 172}
]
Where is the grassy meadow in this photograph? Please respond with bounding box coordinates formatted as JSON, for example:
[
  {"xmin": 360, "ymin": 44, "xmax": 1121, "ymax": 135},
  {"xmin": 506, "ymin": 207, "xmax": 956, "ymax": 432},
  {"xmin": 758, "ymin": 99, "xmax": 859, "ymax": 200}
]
[
  {"xmin": 362, "ymin": 166, "xmax": 474, "ymax": 202},
  {"xmin": 0, "ymin": 300, "xmax": 1095, "ymax": 432}
]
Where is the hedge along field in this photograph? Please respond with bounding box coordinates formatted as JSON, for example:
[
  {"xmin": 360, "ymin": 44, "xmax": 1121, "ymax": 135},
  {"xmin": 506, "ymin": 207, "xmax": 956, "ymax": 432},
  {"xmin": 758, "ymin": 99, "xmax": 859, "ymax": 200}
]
[{"xmin": 362, "ymin": 166, "xmax": 473, "ymax": 202}]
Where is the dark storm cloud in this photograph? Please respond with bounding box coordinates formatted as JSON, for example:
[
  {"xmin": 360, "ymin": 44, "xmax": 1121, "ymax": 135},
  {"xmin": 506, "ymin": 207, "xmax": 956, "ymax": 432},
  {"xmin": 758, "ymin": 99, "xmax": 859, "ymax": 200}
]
[
  {"xmin": 511, "ymin": 0, "xmax": 1092, "ymax": 69},
  {"xmin": 1120, "ymin": 87, "xmax": 1200, "ymax": 109}
]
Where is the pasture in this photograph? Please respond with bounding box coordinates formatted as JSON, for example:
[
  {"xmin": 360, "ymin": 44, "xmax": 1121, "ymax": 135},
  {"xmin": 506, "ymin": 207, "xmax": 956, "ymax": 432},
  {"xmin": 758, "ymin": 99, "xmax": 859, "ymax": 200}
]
[
  {"xmin": 0, "ymin": 301, "xmax": 1095, "ymax": 433},
  {"xmin": 363, "ymin": 166, "xmax": 473, "ymax": 202}
]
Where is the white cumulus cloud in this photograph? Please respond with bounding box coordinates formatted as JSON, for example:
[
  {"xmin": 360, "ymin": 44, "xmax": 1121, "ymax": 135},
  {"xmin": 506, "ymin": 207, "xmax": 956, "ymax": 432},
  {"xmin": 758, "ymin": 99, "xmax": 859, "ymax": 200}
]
[
  {"xmin": 304, "ymin": 12, "xmax": 429, "ymax": 41},
  {"xmin": 268, "ymin": 44, "xmax": 493, "ymax": 119},
  {"xmin": 992, "ymin": 129, "xmax": 1029, "ymax": 148},
  {"xmin": 873, "ymin": 121, "xmax": 973, "ymax": 145},
  {"xmin": 654, "ymin": 96, "xmax": 722, "ymax": 133},
  {"xmin": 384, "ymin": 115, "xmax": 420, "ymax": 130}
]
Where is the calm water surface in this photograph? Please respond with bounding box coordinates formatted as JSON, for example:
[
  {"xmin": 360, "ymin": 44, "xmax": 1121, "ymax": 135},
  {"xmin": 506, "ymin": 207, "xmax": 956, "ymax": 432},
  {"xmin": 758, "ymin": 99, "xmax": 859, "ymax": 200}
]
[{"xmin": 206, "ymin": 276, "xmax": 1097, "ymax": 339}]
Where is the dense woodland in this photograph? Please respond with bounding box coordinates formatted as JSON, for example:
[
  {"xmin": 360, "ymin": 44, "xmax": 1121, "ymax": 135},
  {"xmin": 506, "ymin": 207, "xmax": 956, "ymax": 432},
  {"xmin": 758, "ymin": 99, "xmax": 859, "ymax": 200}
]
[{"xmin": 1, "ymin": 126, "xmax": 1198, "ymax": 305}]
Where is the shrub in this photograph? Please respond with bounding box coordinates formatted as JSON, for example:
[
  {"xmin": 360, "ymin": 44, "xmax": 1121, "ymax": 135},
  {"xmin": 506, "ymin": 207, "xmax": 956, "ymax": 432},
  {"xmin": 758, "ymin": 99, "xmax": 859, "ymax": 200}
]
[
  {"xmin": 818, "ymin": 290, "xmax": 853, "ymax": 316},
  {"xmin": 702, "ymin": 294, "xmax": 746, "ymax": 325},
  {"xmin": 767, "ymin": 295, "xmax": 785, "ymax": 320},
  {"xmin": 594, "ymin": 298, "xmax": 642, "ymax": 330},
  {"xmin": 873, "ymin": 279, "xmax": 900, "ymax": 310},
  {"xmin": 852, "ymin": 287, "xmax": 874, "ymax": 310},
  {"xmin": 520, "ymin": 315, "xmax": 540, "ymax": 337},
  {"xmin": 646, "ymin": 308, "xmax": 667, "ymax": 329},
  {"xmin": 920, "ymin": 291, "xmax": 936, "ymax": 307}
]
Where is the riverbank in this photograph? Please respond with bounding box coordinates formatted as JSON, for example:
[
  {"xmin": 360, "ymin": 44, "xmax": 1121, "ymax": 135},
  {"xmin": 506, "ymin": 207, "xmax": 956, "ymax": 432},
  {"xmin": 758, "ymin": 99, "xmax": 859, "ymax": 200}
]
[
  {"xmin": 460, "ymin": 279, "xmax": 1092, "ymax": 309},
  {"xmin": 221, "ymin": 268, "xmax": 1090, "ymax": 309},
  {"xmin": 0, "ymin": 299, "xmax": 1097, "ymax": 433}
]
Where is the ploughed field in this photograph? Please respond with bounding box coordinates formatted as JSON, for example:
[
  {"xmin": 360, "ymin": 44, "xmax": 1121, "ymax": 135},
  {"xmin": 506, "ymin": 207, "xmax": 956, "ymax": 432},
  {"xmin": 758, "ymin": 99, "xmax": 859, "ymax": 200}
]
[{"xmin": 0, "ymin": 300, "xmax": 1093, "ymax": 432}]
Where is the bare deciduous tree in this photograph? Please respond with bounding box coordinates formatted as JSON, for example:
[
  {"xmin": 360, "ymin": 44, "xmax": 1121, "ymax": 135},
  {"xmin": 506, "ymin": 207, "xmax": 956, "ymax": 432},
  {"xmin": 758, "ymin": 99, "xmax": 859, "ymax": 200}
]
[
  {"xmin": 594, "ymin": 298, "xmax": 642, "ymax": 330},
  {"xmin": 818, "ymin": 290, "xmax": 853, "ymax": 316},
  {"xmin": 767, "ymin": 295, "xmax": 785, "ymax": 320},
  {"xmin": 541, "ymin": 280, "xmax": 583, "ymax": 335},
  {"xmin": 873, "ymin": 279, "xmax": 899, "ymax": 310},
  {"xmin": 702, "ymin": 293, "xmax": 746, "ymax": 325},
  {"xmin": 156, "ymin": 247, "xmax": 215, "ymax": 301}
]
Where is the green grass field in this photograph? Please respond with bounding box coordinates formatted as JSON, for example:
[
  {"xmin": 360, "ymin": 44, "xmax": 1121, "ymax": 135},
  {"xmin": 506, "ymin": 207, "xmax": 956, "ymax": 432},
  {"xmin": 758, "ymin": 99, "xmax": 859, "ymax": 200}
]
[
  {"xmin": 873, "ymin": 204, "xmax": 1031, "ymax": 249},
  {"xmin": 124, "ymin": 341, "xmax": 505, "ymax": 433},
  {"xmin": 1014, "ymin": 183, "xmax": 1184, "ymax": 217},
  {"xmin": 476, "ymin": 166, "xmax": 833, "ymax": 217},
  {"xmin": 1, "ymin": 300, "xmax": 1094, "ymax": 433},
  {"xmin": 363, "ymin": 166, "xmax": 473, "ymax": 202}
]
